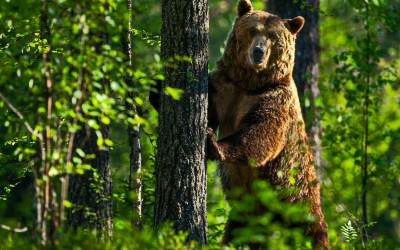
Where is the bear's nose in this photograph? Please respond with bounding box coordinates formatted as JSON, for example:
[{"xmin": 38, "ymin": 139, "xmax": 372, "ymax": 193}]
[
  {"xmin": 254, "ymin": 47, "xmax": 265, "ymax": 55},
  {"xmin": 253, "ymin": 47, "xmax": 265, "ymax": 63}
]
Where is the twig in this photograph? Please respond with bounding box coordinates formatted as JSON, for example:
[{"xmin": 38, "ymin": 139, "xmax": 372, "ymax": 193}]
[{"xmin": 0, "ymin": 224, "xmax": 29, "ymax": 233}]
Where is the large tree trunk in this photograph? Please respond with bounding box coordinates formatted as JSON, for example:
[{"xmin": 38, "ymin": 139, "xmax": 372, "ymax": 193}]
[
  {"xmin": 265, "ymin": 0, "xmax": 322, "ymax": 168},
  {"xmin": 154, "ymin": 0, "xmax": 209, "ymax": 244}
]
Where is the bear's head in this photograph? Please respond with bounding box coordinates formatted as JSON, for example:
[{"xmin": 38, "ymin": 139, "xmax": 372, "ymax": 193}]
[{"xmin": 221, "ymin": 0, "xmax": 304, "ymax": 87}]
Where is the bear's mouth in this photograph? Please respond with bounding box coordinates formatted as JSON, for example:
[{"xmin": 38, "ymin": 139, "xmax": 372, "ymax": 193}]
[
  {"xmin": 253, "ymin": 52, "xmax": 264, "ymax": 64},
  {"xmin": 249, "ymin": 47, "xmax": 271, "ymax": 69},
  {"xmin": 249, "ymin": 49, "xmax": 265, "ymax": 66}
]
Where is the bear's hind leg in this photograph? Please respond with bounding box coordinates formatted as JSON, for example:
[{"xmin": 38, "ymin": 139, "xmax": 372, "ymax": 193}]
[
  {"xmin": 222, "ymin": 216, "xmax": 263, "ymax": 250},
  {"xmin": 311, "ymin": 221, "xmax": 329, "ymax": 250}
]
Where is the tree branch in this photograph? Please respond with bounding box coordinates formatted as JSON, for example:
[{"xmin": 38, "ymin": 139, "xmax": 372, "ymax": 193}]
[
  {"xmin": 0, "ymin": 92, "xmax": 41, "ymax": 140},
  {"xmin": 0, "ymin": 224, "xmax": 29, "ymax": 233}
]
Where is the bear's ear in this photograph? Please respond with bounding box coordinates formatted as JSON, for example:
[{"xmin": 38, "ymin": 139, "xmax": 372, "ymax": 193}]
[
  {"xmin": 237, "ymin": 0, "xmax": 253, "ymax": 17},
  {"xmin": 283, "ymin": 16, "xmax": 305, "ymax": 35}
]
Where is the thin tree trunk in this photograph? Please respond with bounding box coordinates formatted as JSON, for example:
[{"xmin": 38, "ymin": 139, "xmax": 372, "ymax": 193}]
[
  {"xmin": 38, "ymin": 0, "xmax": 56, "ymax": 243},
  {"xmin": 123, "ymin": 0, "xmax": 143, "ymax": 228},
  {"xmin": 33, "ymin": 162, "xmax": 45, "ymax": 244},
  {"xmin": 361, "ymin": 1, "xmax": 371, "ymax": 242},
  {"xmin": 154, "ymin": 0, "xmax": 209, "ymax": 244},
  {"xmin": 265, "ymin": 0, "xmax": 322, "ymax": 168},
  {"xmin": 127, "ymin": 121, "xmax": 142, "ymax": 227},
  {"xmin": 127, "ymin": 117, "xmax": 142, "ymax": 226}
]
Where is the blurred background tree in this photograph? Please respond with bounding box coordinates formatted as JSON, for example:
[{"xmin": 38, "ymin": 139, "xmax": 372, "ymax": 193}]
[{"xmin": 265, "ymin": 0, "xmax": 322, "ymax": 171}]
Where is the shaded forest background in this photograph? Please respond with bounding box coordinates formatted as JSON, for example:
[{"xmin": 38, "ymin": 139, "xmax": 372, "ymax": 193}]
[{"xmin": 0, "ymin": 0, "xmax": 399, "ymax": 249}]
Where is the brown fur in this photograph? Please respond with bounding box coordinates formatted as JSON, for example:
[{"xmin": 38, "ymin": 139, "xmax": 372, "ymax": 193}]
[{"xmin": 207, "ymin": 1, "xmax": 328, "ymax": 248}]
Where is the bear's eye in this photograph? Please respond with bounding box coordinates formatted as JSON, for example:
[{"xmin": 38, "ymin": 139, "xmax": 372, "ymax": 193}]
[
  {"xmin": 266, "ymin": 31, "xmax": 277, "ymax": 39},
  {"xmin": 249, "ymin": 27, "xmax": 259, "ymax": 36}
]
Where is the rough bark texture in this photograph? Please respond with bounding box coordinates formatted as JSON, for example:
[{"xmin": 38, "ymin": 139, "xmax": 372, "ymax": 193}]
[
  {"xmin": 154, "ymin": 0, "xmax": 209, "ymax": 244},
  {"xmin": 67, "ymin": 125, "xmax": 113, "ymax": 238},
  {"xmin": 265, "ymin": 0, "xmax": 322, "ymax": 168}
]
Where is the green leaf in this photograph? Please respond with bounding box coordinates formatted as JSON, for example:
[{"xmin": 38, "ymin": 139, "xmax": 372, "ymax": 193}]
[
  {"xmin": 63, "ymin": 200, "xmax": 73, "ymax": 208},
  {"xmin": 101, "ymin": 116, "xmax": 111, "ymax": 125},
  {"xmin": 289, "ymin": 176, "xmax": 296, "ymax": 185},
  {"xmin": 105, "ymin": 139, "xmax": 113, "ymax": 146},
  {"xmin": 38, "ymin": 107, "xmax": 46, "ymax": 113},
  {"xmin": 135, "ymin": 97, "xmax": 144, "ymax": 106},
  {"xmin": 76, "ymin": 148, "xmax": 85, "ymax": 157},
  {"xmin": 165, "ymin": 87, "xmax": 184, "ymax": 100},
  {"xmin": 49, "ymin": 167, "xmax": 59, "ymax": 177},
  {"xmin": 88, "ymin": 120, "xmax": 100, "ymax": 130},
  {"xmin": 111, "ymin": 81, "xmax": 120, "ymax": 91}
]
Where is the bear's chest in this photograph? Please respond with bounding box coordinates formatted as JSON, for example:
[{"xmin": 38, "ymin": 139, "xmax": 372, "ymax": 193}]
[{"xmin": 214, "ymin": 84, "xmax": 262, "ymax": 137}]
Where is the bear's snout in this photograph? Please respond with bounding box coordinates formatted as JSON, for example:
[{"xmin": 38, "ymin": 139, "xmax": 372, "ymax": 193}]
[{"xmin": 253, "ymin": 47, "xmax": 265, "ymax": 64}]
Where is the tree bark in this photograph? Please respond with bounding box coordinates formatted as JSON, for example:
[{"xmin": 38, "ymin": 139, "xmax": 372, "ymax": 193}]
[
  {"xmin": 127, "ymin": 121, "xmax": 142, "ymax": 228},
  {"xmin": 154, "ymin": 0, "xmax": 209, "ymax": 244},
  {"xmin": 123, "ymin": 0, "xmax": 143, "ymax": 228},
  {"xmin": 265, "ymin": 0, "xmax": 322, "ymax": 168}
]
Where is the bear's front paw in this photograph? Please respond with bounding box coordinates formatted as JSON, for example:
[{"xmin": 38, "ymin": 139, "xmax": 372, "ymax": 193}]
[{"xmin": 207, "ymin": 128, "xmax": 225, "ymax": 161}]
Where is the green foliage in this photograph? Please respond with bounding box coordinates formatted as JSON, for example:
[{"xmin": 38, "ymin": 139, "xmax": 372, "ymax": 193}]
[
  {"xmin": 226, "ymin": 180, "xmax": 313, "ymax": 249},
  {"xmin": 320, "ymin": 0, "xmax": 400, "ymax": 248},
  {"xmin": 341, "ymin": 220, "xmax": 358, "ymax": 243},
  {"xmin": 0, "ymin": 225, "xmax": 199, "ymax": 250}
]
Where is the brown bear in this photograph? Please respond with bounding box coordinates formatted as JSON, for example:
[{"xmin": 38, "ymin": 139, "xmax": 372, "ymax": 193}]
[{"xmin": 207, "ymin": 0, "xmax": 329, "ymax": 248}]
